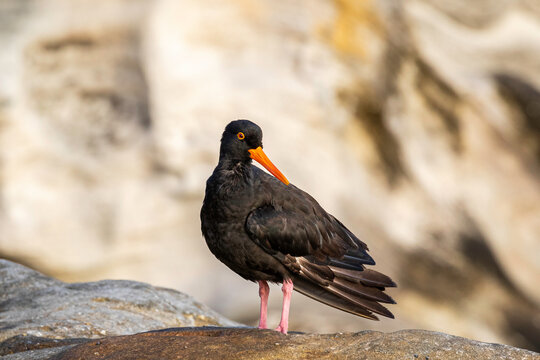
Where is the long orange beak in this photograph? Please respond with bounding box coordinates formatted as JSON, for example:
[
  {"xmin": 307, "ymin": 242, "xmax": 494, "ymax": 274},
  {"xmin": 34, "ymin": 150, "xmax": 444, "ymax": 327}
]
[{"xmin": 248, "ymin": 147, "xmax": 290, "ymax": 185}]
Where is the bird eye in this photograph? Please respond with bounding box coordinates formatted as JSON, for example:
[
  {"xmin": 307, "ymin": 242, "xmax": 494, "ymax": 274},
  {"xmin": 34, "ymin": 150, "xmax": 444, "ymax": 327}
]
[{"xmin": 237, "ymin": 132, "xmax": 245, "ymax": 140}]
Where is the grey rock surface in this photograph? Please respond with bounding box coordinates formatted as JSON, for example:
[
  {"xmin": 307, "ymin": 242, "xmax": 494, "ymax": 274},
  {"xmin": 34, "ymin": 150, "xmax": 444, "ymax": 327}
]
[
  {"xmin": 2, "ymin": 347, "xmax": 74, "ymax": 360},
  {"xmin": 0, "ymin": 335, "xmax": 85, "ymax": 359},
  {"xmin": 0, "ymin": 260, "xmax": 238, "ymax": 344}
]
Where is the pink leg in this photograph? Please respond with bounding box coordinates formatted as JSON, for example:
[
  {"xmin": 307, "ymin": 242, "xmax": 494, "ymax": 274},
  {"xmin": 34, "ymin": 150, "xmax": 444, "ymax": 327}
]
[
  {"xmin": 258, "ymin": 280, "xmax": 269, "ymax": 329},
  {"xmin": 275, "ymin": 278, "xmax": 293, "ymax": 334}
]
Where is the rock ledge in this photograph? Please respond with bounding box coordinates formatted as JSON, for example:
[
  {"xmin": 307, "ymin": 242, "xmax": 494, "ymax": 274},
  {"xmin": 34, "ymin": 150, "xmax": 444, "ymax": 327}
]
[{"xmin": 1, "ymin": 260, "xmax": 537, "ymax": 359}]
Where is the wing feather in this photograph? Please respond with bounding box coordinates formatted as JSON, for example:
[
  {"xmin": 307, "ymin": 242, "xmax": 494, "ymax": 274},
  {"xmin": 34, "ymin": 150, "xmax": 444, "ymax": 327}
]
[{"xmin": 247, "ymin": 170, "xmax": 396, "ymax": 320}]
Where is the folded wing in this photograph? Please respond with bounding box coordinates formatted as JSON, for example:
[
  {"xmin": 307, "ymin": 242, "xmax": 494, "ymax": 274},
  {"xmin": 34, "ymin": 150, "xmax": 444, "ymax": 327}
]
[{"xmin": 245, "ymin": 181, "xmax": 396, "ymax": 320}]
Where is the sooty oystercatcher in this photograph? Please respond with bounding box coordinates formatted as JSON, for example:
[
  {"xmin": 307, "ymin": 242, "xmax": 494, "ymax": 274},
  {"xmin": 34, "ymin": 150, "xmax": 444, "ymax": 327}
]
[{"xmin": 201, "ymin": 120, "xmax": 396, "ymax": 334}]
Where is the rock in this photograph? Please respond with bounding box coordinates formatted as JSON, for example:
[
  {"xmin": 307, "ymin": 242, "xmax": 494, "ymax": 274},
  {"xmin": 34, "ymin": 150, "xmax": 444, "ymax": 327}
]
[
  {"xmin": 5, "ymin": 328, "xmax": 539, "ymax": 360},
  {"xmin": 0, "ymin": 0, "xmax": 539, "ymax": 353},
  {"xmin": 0, "ymin": 260, "xmax": 238, "ymax": 345},
  {"xmin": 0, "ymin": 261, "xmax": 537, "ymax": 359},
  {"xmin": 2, "ymin": 347, "xmax": 75, "ymax": 360},
  {"xmin": 0, "ymin": 336, "xmax": 85, "ymax": 360}
]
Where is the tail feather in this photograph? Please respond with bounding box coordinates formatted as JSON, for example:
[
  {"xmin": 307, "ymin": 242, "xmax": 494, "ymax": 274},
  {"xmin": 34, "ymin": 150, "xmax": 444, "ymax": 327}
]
[
  {"xmin": 326, "ymin": 284, "xmax": 394, "ymax": 318},
  {"xmin": 333, "ymin": 277, "xmax": 396, "ymax": 304},
  {"xmin": 292, "ymin": 275, "xmax": 379, "ymax": 320},
  {"xmin": 331, "ymin": 267, "xmax": 397, "ymax": 288},
  {"xmin": 301, "ymin": 265, "xmax": 331, "ymax": 286},
  {"xmin": 299, "ymin": 259, "xmax": 334, "ymax": 281},
  {"xmin": 293, "ymin": 256, "xmax": 396, "ymax": 320},
  {"xmin": 328, "ymin": 259, "xmax": 365, "ymax": 271}
]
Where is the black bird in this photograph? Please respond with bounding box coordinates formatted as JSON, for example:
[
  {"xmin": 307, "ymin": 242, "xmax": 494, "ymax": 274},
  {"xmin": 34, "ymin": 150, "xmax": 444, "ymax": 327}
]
[{"xmin": 201, "ymin": 120, "xmax": 396, "ymax": 334}]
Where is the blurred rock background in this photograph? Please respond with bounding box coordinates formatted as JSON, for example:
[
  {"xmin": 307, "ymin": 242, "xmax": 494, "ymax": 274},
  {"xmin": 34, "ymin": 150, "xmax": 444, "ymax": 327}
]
[{"xmin": 0, "ymin": 0, "xmax": 539, "ymax": 352}]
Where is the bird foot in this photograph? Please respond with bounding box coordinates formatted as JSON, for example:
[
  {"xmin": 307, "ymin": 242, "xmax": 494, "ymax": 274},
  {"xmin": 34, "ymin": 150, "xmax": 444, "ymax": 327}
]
[{"xmin": 275, "ymin": 324, "xmax": 287, "ymax": 334}]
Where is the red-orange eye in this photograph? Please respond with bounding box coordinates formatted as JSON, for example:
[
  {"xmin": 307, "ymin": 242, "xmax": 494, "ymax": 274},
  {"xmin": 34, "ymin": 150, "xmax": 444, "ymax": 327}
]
[{"xmin": 237, "ymin": 132, "xmax": 245, "ymax": 140}]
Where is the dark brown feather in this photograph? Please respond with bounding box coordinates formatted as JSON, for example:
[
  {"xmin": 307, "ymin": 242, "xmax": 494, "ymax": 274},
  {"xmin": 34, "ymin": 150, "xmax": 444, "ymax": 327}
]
[
  {"xmin": 292, "ymin": 276, "xmax": 379, "ymax": 320},
  {"xmin": 333, "ymin": 277, "xmax": 396, "ymax": 304},
  {"xmin": 331, "ymin": 267, "xmax": 397, "ymax": 287},
  {"xmin": 298, "ymin": 258, "xmax": 334, "ymax": 281},
  {"xmin": 326, "ymin": 285, "xmax": 394, "ymax": 318},
  {"xmin": 295, "ymin": 256, "xmax": 396, "ymax": 318}
]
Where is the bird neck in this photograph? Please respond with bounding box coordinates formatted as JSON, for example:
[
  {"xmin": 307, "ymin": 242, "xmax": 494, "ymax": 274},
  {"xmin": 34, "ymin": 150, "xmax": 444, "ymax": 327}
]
[{"xmin": 216, "ymin": 158, "xmax": 253, "ymax": 182}]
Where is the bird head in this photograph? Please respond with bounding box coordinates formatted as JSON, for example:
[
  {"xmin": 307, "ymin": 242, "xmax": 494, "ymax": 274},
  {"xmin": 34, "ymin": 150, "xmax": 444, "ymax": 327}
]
[{"xmin": 220, "ymin": 120, "xmax": 289, "ymax": 185}]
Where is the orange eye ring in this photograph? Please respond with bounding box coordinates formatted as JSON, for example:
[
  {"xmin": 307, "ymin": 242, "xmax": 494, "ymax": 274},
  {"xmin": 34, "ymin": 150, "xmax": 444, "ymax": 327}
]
[{"xmin": 237, "ymin": 132, "xmax": 245, "ymax": 140}]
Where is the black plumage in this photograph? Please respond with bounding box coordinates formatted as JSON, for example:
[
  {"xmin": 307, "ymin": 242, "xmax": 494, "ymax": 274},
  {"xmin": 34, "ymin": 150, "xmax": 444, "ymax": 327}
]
[{"xmin": 201, "ymin": 120, "xmax": 396, "ymax": 334}]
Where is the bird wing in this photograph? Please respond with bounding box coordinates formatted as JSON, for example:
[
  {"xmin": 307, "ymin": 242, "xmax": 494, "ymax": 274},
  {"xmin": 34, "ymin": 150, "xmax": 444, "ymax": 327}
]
[
  {"xmin": 246, "ymin": 171, "xmax": 396, "ymax": 320},
  {"xmin": 246, "ymin": 178, "xmax": 374, "ymax": 265}
]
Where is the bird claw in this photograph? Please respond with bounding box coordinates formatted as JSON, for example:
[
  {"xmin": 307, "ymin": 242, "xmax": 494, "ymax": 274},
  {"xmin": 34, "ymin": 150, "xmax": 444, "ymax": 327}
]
[{"xmin": 275, "ymin": 325, "xmax": 287, "ymax": 334}]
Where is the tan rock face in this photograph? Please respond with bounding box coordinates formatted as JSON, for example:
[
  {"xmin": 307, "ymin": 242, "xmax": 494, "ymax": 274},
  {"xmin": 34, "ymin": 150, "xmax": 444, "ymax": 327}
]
[
  {"xmin": 50, "ymin": 328, "xmax": 540, "ymax": 360},
  {"xmin": 0, "ymin": 0, "xmax": 539, "ymax": 352}
]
